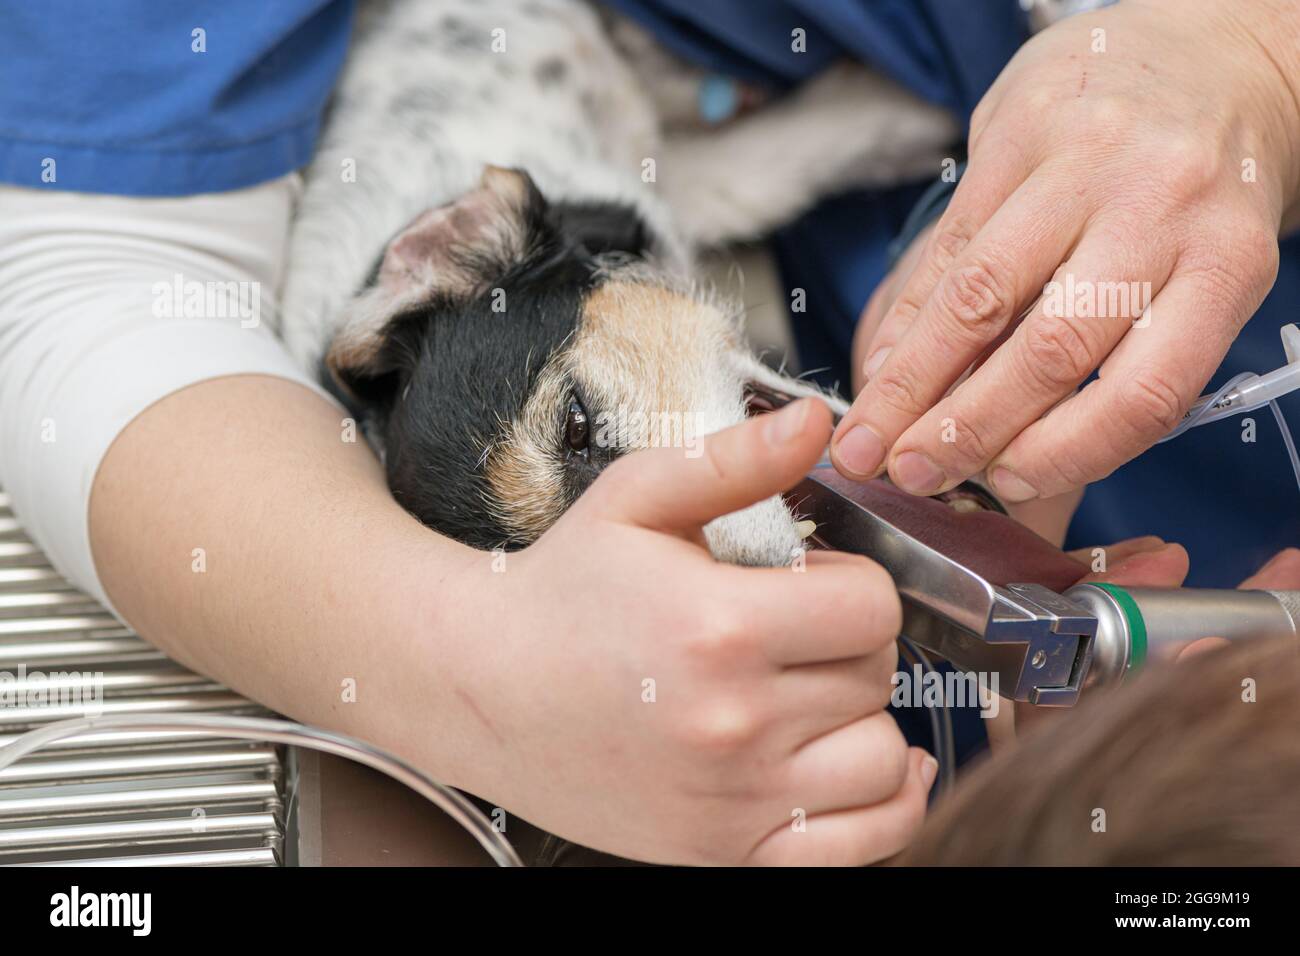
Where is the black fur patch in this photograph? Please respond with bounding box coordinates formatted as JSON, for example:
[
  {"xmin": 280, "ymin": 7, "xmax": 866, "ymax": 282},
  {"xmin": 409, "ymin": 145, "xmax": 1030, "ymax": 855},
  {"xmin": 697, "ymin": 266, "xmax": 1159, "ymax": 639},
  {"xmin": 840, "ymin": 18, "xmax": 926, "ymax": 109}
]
[
  {"xmin": 338, "ymin": 179, "xmax": 652, "ymax": 550},
  {"xmin": 550, "ymin": 199, "xmax": 651, "ymax": 260}
]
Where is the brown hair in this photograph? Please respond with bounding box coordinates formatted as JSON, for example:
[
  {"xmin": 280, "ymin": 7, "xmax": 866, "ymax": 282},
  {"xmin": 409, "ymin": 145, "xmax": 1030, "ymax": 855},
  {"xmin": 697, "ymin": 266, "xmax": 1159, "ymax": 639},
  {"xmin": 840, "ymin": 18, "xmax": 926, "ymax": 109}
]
[{"xmin": 900, "ymin": 639, "xmax": 1300, "ymax": 866}]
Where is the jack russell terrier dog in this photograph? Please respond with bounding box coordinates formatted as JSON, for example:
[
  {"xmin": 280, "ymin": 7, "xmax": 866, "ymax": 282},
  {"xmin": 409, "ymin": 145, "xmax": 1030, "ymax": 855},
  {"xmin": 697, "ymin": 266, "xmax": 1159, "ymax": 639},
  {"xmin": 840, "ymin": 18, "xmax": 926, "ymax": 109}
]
[{"xmin": 280, "ymin": 0, "xmax": 957, "ymax": 565}]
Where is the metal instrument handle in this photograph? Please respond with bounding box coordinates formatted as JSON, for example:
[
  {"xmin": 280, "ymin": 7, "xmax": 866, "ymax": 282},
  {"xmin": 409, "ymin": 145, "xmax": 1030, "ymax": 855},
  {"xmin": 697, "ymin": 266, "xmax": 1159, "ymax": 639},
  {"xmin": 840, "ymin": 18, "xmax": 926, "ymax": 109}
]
[{"xmin": 1066, "ymin": 585, "xmax": 1300, "ymax": 686}]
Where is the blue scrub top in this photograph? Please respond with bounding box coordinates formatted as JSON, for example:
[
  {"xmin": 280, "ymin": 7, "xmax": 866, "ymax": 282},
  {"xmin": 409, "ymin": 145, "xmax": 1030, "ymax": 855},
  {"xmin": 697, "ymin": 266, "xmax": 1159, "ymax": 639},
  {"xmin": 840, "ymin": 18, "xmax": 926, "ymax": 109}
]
[{"xmin": 0, "ymin": 0, "xmax": 354, "ymax": 195}]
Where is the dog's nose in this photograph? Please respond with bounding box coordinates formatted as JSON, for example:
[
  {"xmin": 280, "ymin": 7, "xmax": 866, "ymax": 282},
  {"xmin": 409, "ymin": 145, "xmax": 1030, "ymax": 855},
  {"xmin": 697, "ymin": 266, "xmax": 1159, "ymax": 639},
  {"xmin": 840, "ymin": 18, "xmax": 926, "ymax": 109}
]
[{"xmin": 703, "ymin": 496, "xmax": 803, "ymax": 568}]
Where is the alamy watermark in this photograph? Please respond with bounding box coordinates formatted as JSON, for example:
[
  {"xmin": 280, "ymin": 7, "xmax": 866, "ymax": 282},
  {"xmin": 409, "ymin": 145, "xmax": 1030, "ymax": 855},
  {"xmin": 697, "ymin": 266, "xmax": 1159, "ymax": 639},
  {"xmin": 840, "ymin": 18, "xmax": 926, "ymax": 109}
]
[
  {"xmin": 0, "ymin": 665, "xmax": 105, "ymax": 717},
  {"xmin": 152, "ymin": 272, "xmax": 261, "ymax": 328},
  {"xmin": 1042, "ymin": 274, "xmax": 1152, "ymax": 326},
  {"xmin": 892, "ymin": 664, "xmax": 1001, "ymax": 719},
  {"xmin": 50, "ymin": 886, "xmax": 151, "ymax": 936},
  {"xmin": 593, "ymin": 406, "xmax": 710, "ymax": 458}
]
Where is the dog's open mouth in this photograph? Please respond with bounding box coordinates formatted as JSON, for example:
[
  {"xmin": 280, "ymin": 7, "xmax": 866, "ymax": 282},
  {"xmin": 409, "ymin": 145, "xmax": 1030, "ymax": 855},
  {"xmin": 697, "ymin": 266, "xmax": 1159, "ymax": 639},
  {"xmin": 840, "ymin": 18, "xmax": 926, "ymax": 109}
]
[
  {"xmin": 745, "ymin": 381, "xmax": 1002, "ymax": 525},
  {"xmin": 740, "ymin": 382, "xmax": 821, "ymax": 541},
  {"xmin": 743, "ymin": 382, "xmax": 784, "ymax": 417},
  {"xmin": 744, "ymin": 382, "xmax": 819, "ymax": 421}
]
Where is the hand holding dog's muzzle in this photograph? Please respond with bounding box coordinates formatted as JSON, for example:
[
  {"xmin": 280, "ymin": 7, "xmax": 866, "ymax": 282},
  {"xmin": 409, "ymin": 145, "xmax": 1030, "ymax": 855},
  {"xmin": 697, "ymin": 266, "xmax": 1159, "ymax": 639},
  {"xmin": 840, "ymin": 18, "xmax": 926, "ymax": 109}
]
[{"xmin": 479, "ymin": 398, "xmax": 935, "ymax": 865}]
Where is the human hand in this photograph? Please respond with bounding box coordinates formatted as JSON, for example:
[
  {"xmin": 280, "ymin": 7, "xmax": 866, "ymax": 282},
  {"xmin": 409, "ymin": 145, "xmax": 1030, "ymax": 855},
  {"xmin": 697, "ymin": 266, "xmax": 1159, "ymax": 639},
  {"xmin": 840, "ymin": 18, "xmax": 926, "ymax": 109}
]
[
  {"xmin": 833, "ymin": 0, "xmax": 1300, "ymax": 503},
  {"xmin": 451, "ymin": 399, "xmax": 932, "ymax": 865}
]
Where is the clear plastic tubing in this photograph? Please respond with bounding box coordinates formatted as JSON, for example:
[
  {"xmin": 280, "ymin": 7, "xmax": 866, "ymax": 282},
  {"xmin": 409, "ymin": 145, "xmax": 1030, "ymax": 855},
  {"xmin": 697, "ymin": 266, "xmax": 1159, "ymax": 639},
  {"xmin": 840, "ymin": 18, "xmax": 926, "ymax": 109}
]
[
  {"xmin": 1161, "ymin": 324, "xmax": 1300, "ymax": 496},
  {"xmin": 0, "ymin": 714, "xmax": 524, "ymax": 867}
]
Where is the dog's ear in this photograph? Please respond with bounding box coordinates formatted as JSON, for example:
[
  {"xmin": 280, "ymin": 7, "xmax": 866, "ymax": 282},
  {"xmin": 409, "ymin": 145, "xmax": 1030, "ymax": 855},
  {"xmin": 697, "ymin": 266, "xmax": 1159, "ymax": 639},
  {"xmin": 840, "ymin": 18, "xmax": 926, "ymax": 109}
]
[
  {"xmin": 327, "ymin": 165, "xmax": 541, "ymax": 401},
  {"xmin": 376, "ymin": 165, "xmax": 538, "ymax": 299}
]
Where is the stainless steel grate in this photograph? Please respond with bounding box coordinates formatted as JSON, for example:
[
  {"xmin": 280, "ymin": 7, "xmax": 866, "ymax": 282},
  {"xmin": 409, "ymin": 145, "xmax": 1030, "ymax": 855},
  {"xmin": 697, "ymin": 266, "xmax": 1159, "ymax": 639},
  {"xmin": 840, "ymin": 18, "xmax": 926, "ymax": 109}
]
[{"xmin": 0, "ymin": 490, "xmax": 287, "ymax": 866}]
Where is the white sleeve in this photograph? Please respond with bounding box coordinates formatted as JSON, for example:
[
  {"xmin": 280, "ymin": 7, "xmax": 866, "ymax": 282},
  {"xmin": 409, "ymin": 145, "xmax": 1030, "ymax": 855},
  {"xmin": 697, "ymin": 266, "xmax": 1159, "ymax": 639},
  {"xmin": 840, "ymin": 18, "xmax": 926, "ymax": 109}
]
[{"xmin": 0, "ymin": 175, "xmax": 339, "ymax": 616}]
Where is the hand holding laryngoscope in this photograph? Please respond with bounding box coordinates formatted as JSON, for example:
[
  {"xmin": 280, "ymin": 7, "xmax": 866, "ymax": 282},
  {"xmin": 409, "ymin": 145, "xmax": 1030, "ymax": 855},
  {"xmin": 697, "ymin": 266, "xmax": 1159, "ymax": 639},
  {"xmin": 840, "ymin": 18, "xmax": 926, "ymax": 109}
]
[{"xmin": 802, "ymin": 322, "xmax": 1300, "ymax": 707}]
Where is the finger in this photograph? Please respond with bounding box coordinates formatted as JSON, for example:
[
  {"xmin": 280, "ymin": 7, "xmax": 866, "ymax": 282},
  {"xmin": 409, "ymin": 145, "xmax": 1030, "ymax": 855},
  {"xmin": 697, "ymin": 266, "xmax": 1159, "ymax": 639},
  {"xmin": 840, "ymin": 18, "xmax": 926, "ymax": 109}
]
[
  {"xmin": 888, "ymin": 231, "xmax": 1174, "ymax": 494},
  {"xmin": 729, "ymin": 552, "xmax": 902, "ymax": 665},
  {"xmin": 1239, "ymin": 548, "xmax": 1300, "ymax": 589},
  {"xmin": 860, "ymin": 242, "xmax": 916, "ymax": 346},
  {"xmin": 586, "ymin": 398, "xmax": 831, "ymax": 532},
  {"xmin": 1076, "ymin": 542, "xmax": 1189, "ymax": 587},
  {"xmin": 771, "ymin": 647, "xmax": 900, "ymax": 735},
  {"xmin": 988, "ymin": 268, "xmax": 1254, "ymax": 500},
  {"xmin": 853, "ymin": 226, "xmax": 933, "ymax": 392},
  {"xmin": 750, "ymin": 746, "xmax": 935, "ymax": 866},
  {"xmin": 1176, "ymin": 637, "xmax": 1230, "ymax": 662},
  {"xmin": 833, "ymin": 172, "xmax": 1085, "ymax": 481},
  {"xmin": 852, "ymin": 276, "xmax": 904, "ymax": 395},
  {"xmin": 780, "ymin": 713, "xmax": 912, "ymax": 815},
  {"xmin": 1067, "ymin": 536, "xmax": 1167, "ymax": 566},
  {"xmin": 857, "ymin": 151, "xmax": 1037, "ymax": 380}
]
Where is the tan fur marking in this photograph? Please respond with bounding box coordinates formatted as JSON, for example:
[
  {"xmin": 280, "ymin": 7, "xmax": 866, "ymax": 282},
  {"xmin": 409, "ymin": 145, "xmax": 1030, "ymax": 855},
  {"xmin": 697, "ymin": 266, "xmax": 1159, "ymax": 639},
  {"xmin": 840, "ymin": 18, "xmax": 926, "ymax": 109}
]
[
  {"xmin": 573, "ymin": 280, "xmax": 741, "ymax": 426},
  {"xmin": 483, "ymin": 358, "xmax": 573, "ymax": 544},
  {"xmin": 484, "ymin": 277, "xmax": 745, "ymax": 544}
]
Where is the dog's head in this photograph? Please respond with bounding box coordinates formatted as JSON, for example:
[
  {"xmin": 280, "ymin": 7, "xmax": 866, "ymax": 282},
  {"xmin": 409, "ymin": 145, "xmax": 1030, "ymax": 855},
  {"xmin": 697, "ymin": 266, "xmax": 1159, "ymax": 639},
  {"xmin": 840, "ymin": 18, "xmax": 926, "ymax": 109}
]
[{"xmin": 328, "ymin": 166, "xmax": 831, "ymax": 565}]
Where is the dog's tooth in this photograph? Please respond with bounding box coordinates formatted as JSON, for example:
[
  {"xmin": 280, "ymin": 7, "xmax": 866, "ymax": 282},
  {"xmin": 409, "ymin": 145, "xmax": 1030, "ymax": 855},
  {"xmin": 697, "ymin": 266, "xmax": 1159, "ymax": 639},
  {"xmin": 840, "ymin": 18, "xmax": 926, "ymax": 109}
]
[{"xmin": 795, "ymin": 519, "xmax": 817, "ymax": 540}]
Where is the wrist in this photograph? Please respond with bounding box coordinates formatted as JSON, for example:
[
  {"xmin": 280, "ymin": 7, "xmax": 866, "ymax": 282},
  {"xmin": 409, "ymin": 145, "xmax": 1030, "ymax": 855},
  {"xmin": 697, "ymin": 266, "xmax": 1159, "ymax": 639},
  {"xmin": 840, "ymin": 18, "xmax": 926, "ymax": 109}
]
[
  {"xmin": 361, "ymin": 527, "xmax": 501, "ymax": 793},
  {"xmin": 1145, "ymin": 0, "xmax": 1300, "ymax": 214},
  {"xmin": 1229, "ymin": 1, "xmax": 1300, "ymax": 210}
]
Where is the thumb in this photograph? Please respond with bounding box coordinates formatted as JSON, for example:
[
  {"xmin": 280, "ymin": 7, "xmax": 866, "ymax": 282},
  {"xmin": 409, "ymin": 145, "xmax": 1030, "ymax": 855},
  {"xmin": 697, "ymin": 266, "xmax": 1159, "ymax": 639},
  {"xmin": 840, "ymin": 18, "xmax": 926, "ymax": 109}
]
[{"xmin": 584, "ymin": 398, "xmax": 832, "ymax": 533}]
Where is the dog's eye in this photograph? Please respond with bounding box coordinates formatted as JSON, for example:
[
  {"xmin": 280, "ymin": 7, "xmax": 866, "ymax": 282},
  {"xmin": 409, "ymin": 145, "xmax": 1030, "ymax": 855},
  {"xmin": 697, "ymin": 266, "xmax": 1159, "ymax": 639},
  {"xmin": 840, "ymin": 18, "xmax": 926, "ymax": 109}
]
[{"xmin": 565, "ymin": 398, "xmax": 589, "ymax": 453}]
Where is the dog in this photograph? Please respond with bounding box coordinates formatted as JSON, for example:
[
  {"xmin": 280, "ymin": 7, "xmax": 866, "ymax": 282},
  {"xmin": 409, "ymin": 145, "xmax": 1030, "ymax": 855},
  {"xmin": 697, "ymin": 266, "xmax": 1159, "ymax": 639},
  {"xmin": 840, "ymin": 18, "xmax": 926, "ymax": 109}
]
[
  {"xmin": 280, "ymin": 0, "xmax": 957, "ymax": 564},
  {"xmin": 277, "ymin": 0, "xmax": 954, "ymax": 865}
]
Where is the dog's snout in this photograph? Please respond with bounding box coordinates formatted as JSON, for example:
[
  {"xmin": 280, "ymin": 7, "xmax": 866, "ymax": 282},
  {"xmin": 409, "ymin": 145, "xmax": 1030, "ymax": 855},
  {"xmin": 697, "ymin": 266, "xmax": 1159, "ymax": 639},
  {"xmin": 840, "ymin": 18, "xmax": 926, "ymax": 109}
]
[{"xmin": 704, "ymin": 496, "xmax": 805, "ymax": 568}]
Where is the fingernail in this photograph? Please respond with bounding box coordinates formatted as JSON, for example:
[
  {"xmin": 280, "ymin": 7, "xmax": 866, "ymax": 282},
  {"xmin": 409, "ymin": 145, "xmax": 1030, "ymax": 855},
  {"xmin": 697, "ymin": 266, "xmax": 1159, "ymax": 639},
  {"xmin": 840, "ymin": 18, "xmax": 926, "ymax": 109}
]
[
  {"xmin": 921, "ymin": 754, "xmax": 939, "ymax": 791},
  {"xmin": 989, "ymin": 465, "xmax": 1038, "ymax": 503},
  {"xmin": 891, "ymin": 451, "xmax": 945, "ymax": 495},
  {"xmin": 833, "ymin": 424, "xmax": 886, "ymax": 477},
  {"xmin": 862, "ymin": 346, "xmax": 891, "ymax": 381},
  {"xmin": 765, "ymin": 398, "xmax": 810, "ymax": 446}
]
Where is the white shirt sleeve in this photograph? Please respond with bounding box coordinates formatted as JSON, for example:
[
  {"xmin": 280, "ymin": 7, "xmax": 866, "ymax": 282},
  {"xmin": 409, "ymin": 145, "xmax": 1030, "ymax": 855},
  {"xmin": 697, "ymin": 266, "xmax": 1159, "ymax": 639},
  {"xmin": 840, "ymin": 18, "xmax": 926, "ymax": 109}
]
[{"xmin": 0, "ymin": 175, "xmax": 340, "ymax": 617}]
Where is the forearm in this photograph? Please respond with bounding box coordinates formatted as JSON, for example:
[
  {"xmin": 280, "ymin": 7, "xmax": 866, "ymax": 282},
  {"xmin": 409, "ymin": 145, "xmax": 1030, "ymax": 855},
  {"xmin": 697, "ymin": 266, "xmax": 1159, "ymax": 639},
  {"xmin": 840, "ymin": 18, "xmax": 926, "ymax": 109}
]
[
  {"xmin": 0, "ymin": 180, "xmax": 498, "ymax": 795},
  {"xmin": 88, "ymin": 374, "xmax": 493, "ymax": 790}
]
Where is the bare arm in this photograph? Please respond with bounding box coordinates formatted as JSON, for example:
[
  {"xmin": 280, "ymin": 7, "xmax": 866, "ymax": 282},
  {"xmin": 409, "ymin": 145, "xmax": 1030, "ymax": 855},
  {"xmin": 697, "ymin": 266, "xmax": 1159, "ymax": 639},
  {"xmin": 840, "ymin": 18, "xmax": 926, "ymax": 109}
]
[{"xmin": 88, "ymin": 374, "xmax": 494, "ymax": 786}]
